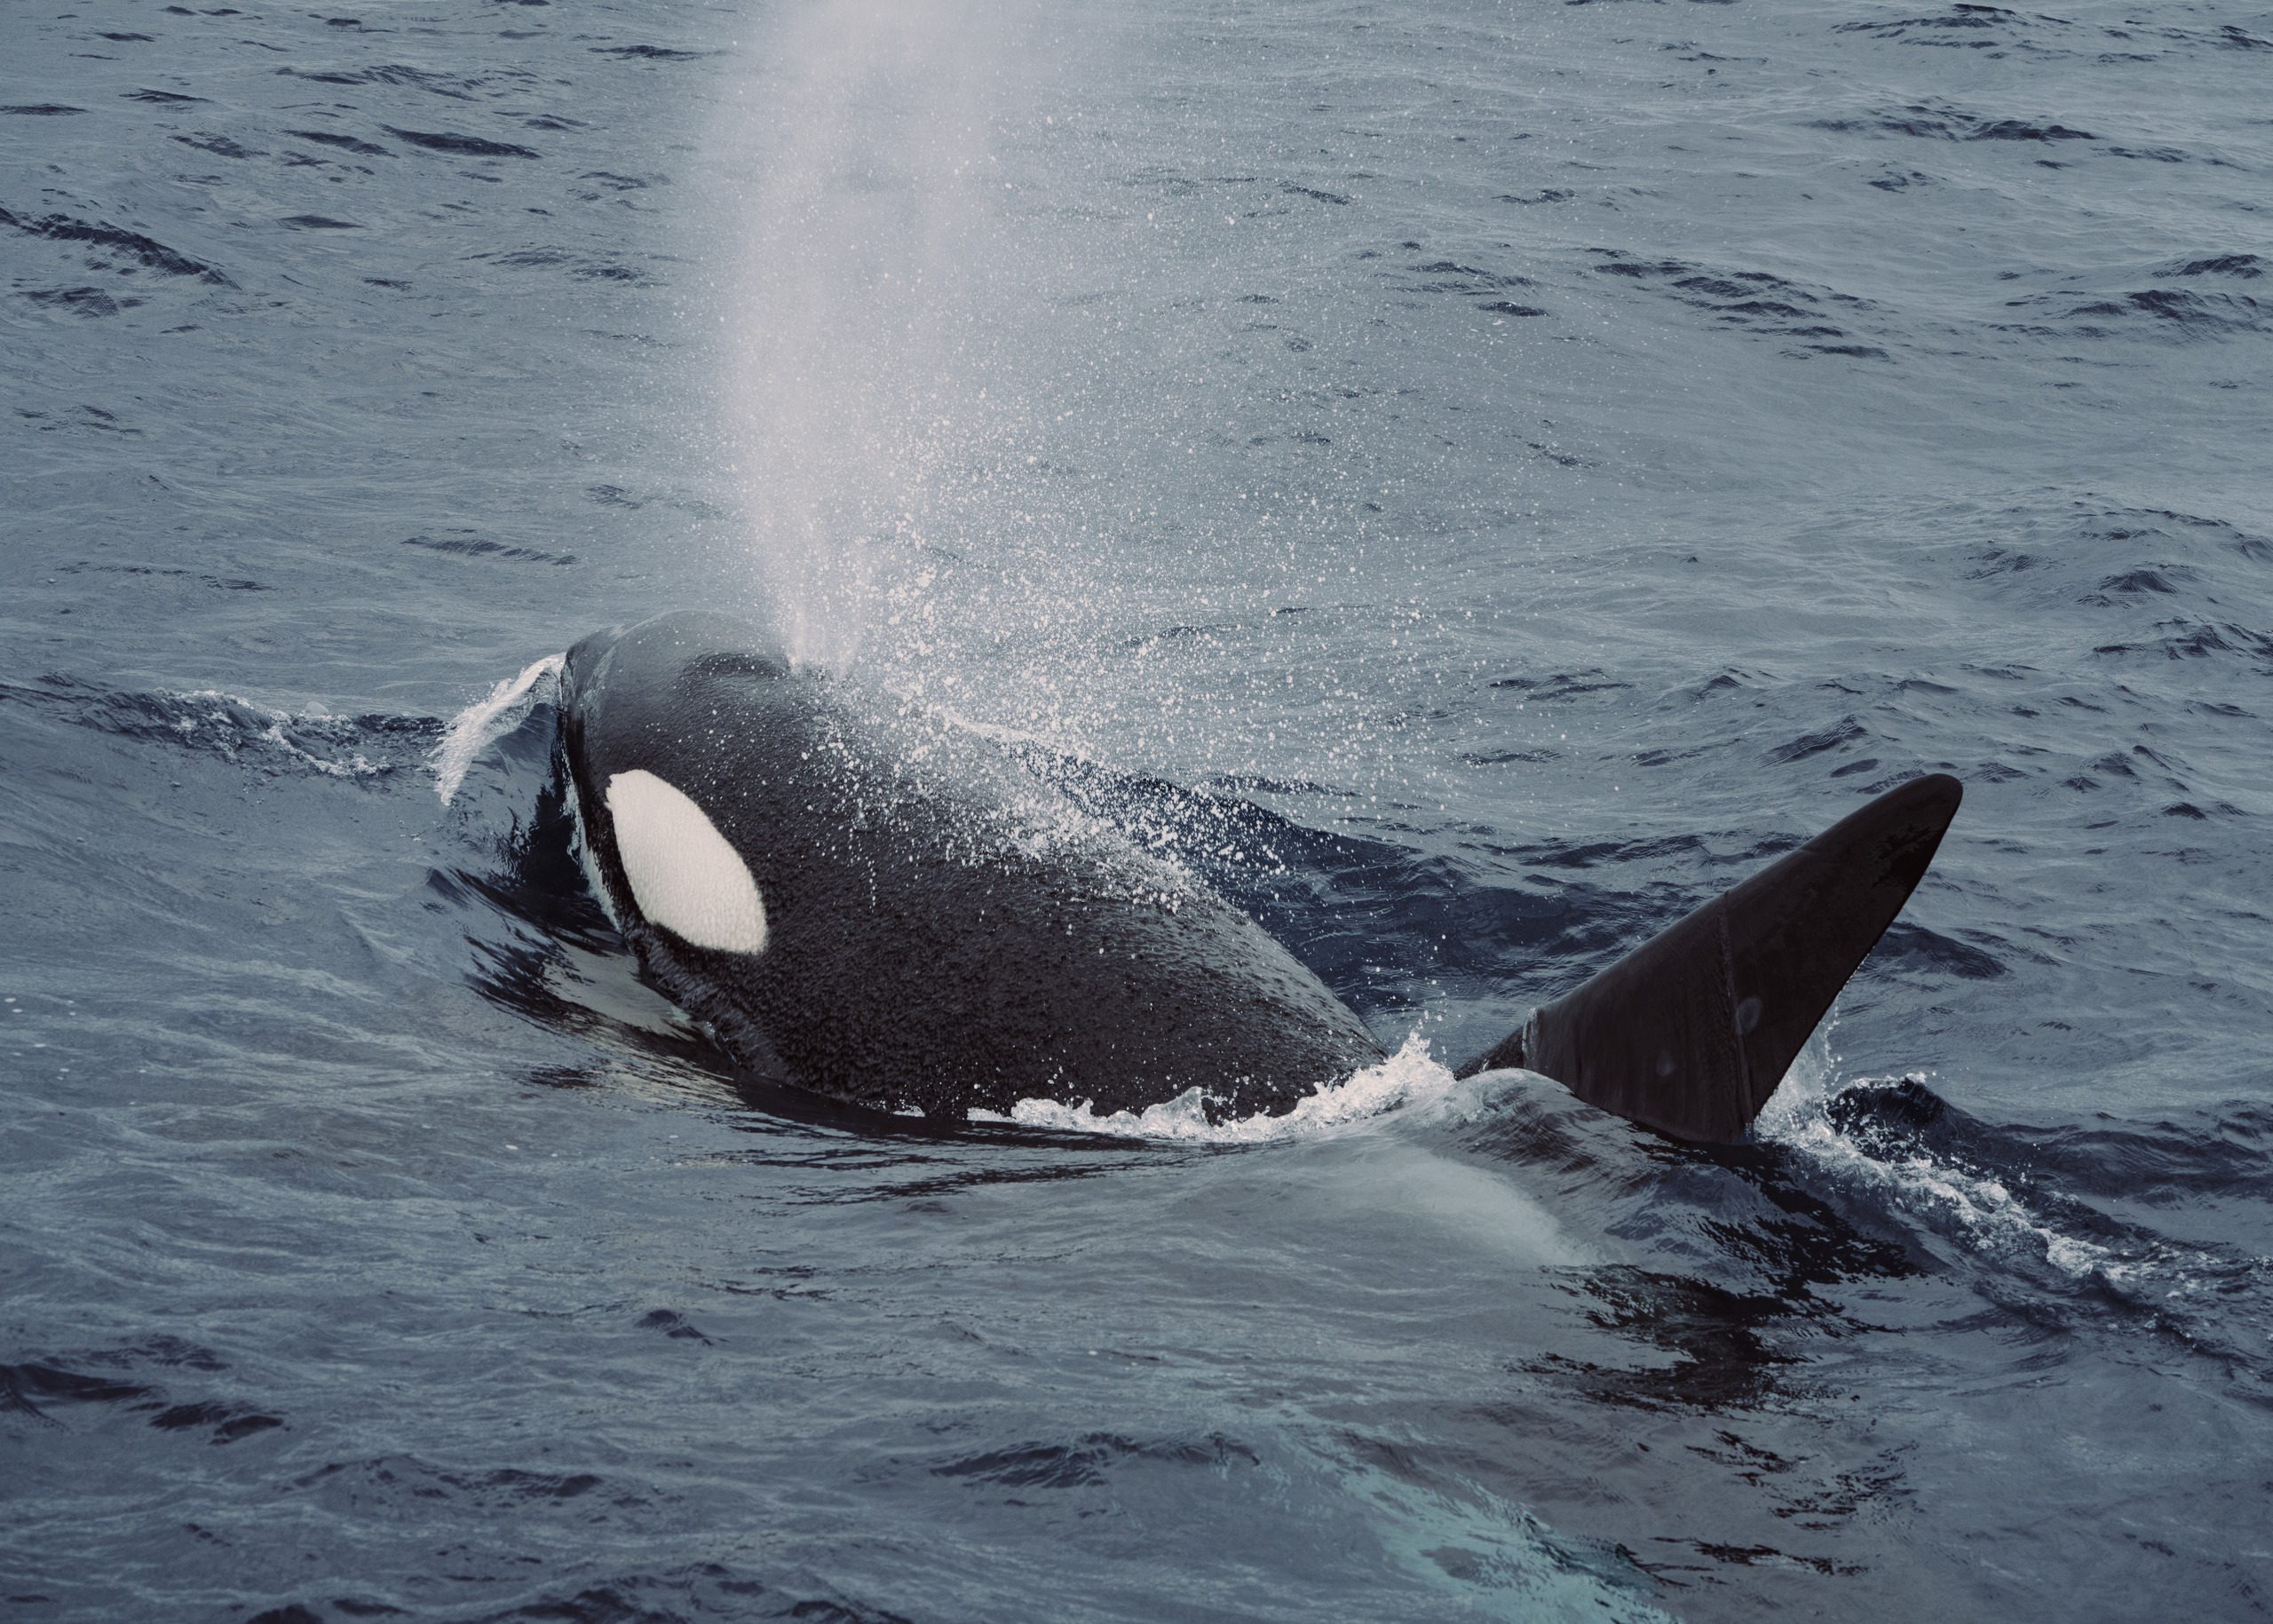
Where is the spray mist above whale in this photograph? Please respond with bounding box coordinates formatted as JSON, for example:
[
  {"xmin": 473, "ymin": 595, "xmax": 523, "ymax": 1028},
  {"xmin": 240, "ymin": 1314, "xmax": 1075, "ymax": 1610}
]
[{"xmin": 539, "ymin": 611, "xmax": 1960, "ymax": 1140}]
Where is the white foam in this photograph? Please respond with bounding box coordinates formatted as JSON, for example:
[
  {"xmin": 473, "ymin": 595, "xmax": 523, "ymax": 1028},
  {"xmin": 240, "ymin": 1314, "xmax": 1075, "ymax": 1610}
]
[
  {"xmin": 166, "ymin": 689, "xmax": 390, "ymax": 779},
  {"xmin": 965, "ymin": 1033, "xmax": 1465, "ymax": 1142},
  {"xmin": 1759, "ymin": 1039, "xmax": 2126, "ymax": 1280},
  {"xmin": 432, "ymin": 654, "xmax": 565, "ymax": 804},
  {"xmin": 606, "ymin": 769, "xmax": 770, "ymax": 955}
]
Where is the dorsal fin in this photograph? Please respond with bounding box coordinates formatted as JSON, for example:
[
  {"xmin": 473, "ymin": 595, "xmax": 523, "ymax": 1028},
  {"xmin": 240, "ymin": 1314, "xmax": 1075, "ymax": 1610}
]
[{"xmin": 1459, "ymin": 774, "xmax": 1962, "ymax": 1142}]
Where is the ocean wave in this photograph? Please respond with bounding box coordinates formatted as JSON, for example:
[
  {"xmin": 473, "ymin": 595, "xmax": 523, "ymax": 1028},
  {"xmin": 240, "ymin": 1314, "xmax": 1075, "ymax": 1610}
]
[
  {"xmin": 433, "ymin": 653, "xmax": 565, "ymax": 804},
  {"xmin": 3, "ymin": 675, "xmax": 434, "ymax": 781},
  {"xmin": 1761, "ymin": 1045, "xmax": 2132, "ymax": 1280}
]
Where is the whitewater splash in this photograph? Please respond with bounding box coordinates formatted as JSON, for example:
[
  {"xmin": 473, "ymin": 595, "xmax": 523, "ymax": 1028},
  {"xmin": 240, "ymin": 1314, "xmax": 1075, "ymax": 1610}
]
[
  {"xmin": 142, "ymin": 691, "xmax": 388, "ymax": 780},
  {"xmin": 966, "ymin": 1034, "xmax": 1470, "ymax": 1143},
  {"xmin": 433, "ymin": 654, "xmax": 564, "ymax": 805},
  {"xmin": 1760, "ymin": 1038, "xmax": 2127, "ymax": 1281}
]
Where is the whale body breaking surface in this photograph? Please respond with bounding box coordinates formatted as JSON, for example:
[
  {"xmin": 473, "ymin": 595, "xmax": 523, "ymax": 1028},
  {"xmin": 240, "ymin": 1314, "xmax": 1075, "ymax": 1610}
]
[{"xmin": 554, "ymin": 611, "xmax": 1962, "ymax": 1139}]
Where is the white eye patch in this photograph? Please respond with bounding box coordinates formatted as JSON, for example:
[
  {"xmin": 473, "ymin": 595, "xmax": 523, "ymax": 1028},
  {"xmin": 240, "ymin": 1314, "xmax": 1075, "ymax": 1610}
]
[{"xmin": 604, "ymin": 768, "xmax": 769, "ymax": 955}]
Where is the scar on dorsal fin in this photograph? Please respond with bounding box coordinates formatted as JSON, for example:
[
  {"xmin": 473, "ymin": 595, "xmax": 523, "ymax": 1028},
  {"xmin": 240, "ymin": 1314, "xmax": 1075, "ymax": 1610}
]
[{"xmin": 1459, "ymin": 773, "xmax": 1963, "ymax": 1143}]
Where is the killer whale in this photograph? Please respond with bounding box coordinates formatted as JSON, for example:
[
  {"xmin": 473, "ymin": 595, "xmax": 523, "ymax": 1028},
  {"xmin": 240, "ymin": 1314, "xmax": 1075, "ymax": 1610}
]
[{"xmin": 558, "ymin": 611, "xmax": 1961, "ymax": 1139}]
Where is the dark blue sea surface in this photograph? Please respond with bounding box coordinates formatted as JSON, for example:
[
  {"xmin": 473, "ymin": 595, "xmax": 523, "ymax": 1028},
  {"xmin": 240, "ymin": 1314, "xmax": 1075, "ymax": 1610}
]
[{"xmin": 5, "ymin": 0, "xmax": 2271, "ymax": 1618}]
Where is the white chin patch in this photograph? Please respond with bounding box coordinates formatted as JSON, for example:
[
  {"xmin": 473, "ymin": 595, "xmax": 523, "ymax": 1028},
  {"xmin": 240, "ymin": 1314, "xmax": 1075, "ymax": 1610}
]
[{"xmin": 604, "ymin": 769, "xmax": 769, "ymax": 955}]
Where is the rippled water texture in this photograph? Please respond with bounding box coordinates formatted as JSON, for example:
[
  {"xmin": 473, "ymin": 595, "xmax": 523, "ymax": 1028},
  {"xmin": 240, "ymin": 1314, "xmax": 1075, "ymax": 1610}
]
[{"xmin": 5, "ymin": 0, "xmax": 2271, "ymax": 1619}]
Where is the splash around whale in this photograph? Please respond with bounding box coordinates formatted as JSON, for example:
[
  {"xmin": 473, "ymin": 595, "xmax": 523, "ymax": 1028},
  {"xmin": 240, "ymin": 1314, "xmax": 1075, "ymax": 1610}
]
[{"xmin": 541, "ymin": 611, "xmax": 1961, "ymax": 1141}]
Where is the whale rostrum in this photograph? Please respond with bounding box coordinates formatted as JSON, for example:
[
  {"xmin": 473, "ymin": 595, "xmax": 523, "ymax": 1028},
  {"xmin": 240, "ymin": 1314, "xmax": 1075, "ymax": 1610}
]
[{"xmin": 558, "ymin": 612, "xmax": 1960, "ymax": 1140}]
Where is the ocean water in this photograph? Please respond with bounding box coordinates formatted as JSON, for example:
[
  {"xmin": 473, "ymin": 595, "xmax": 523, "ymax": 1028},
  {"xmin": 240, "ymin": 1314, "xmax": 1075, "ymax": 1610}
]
[{"xmin": 4, "ymin": 0, "xmax": 2271, "ymax": 1618}]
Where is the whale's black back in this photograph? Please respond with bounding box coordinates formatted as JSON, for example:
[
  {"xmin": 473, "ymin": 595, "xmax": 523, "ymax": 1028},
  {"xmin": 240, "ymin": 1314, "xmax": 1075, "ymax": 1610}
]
[{"xmin": 561, "ymin": 613, "xmax": 1387, "ymax": 1121}]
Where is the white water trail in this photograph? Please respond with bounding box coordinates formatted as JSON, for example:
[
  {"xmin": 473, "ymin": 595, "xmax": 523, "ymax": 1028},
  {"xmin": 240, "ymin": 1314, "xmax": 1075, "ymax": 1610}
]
[
  {"xmin": 967, "ymin": 1034, "xmax": 1470, "ymax": 1143},
  {"xmin": 972, "ymin": 1038, "xmax": 1590, "ymax": 1268},
  {"xmin": 432, "ymin": 654, "xmax": 564, "ymax": 805},
  {"xmin": 1759, "ymin": 1031, "xmax": 2127, "ymax": 1280}
]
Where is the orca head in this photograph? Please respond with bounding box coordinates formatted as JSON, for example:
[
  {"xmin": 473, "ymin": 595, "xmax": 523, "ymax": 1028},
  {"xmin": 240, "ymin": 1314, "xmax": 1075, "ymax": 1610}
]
[
  {"xmin": 562, "ymin": 610, "xmax": 792, "ymax": 722},
  {"xmin": 558, "ymin": 612, "xmax": 797, "ymax": 958}
]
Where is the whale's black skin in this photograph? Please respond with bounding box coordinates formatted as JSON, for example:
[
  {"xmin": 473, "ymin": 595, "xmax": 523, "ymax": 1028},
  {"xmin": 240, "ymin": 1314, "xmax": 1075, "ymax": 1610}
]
[
  {"xmin": 559, "ymin": 611, "xmax": 1386, "ymax": 1120},
  {"xmin": 559, "ymin": 611, "xmax": 1963, "ymax": 1137},
  {"xmin": 1455, "ymin": 772, "xmax": 1966, "ymax": 1141}
]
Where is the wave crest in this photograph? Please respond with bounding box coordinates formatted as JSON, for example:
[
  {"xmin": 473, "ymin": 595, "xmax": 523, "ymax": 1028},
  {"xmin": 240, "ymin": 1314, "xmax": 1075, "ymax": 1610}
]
[{"xmin": 434, "ymin": 654, "xmax": 565, "ymax": 804}]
